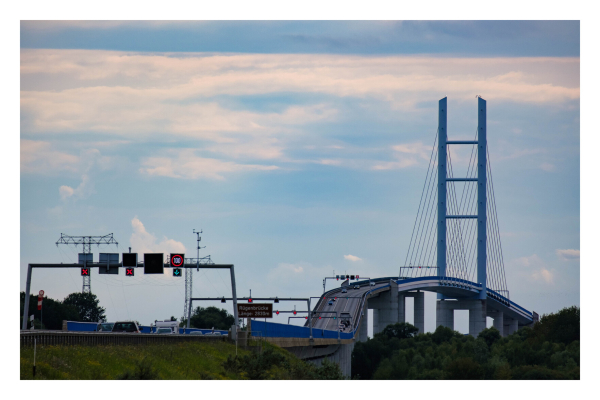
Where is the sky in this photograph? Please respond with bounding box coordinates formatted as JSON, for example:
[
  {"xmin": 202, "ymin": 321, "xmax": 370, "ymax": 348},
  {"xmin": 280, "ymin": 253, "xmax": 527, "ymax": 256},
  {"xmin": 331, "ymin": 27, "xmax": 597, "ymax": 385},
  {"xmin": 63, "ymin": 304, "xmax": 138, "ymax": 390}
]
[{"xmin": 19, "ymin": 20, "xmax": 580, "ymax": 335}]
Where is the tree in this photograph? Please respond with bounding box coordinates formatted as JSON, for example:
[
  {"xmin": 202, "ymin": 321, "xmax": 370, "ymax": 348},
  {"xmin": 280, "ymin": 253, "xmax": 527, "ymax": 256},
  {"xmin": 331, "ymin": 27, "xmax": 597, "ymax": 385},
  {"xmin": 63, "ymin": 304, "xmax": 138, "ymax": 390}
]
[
  {"xmin": 533, "ymin": 306, "xmax": 580, "ymax": 344},
  {"xmin": 63, "ymin": 292, "xmax": 106, "ymax": 322},
  {"xmin": 188, "ymin": 306, "xmax": 234, "ymax": 330},
  {"xmin": 20, "ymin": 292, "xmax": 80, "ymax": 330},
  {"xmin": 379, "ymin": 322, "xmax": 419, "ymax": 340},
  {"xmin": 478, "ymin": 327, "xmax": 501, "ymax": 348}
]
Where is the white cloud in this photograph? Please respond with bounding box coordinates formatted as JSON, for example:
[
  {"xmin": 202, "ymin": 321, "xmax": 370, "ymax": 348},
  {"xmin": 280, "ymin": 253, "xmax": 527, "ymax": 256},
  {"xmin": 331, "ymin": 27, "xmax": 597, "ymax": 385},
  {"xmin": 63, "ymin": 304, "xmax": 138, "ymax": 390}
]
[
  {"xmin": 510, "ymin": 254, "xmax": 555, "ymax": 285},
  {"xmin": 129, "ymin": 217, "xmax": 186, "ymax": 254},
  {"xmin": 344, "ymin": 254, "xmax": 362, "ymax": 262},
  {"xmin": 139, "ymin": 149, "xmax": 278, "ymax": 180},
  {"xmin": 556, "ymin": 249, "xmax": 580, "ymax": 261},
  {"xmin": 21, "ymin": 140, "xmax": 80, "ymax": 174},
  {"xmin": 58, "ymin": 174, "xmax": 93, "ymax": 201},
  {"xmin": 540, "ymin": 162, "xmax": 556, "ymax": 172}
]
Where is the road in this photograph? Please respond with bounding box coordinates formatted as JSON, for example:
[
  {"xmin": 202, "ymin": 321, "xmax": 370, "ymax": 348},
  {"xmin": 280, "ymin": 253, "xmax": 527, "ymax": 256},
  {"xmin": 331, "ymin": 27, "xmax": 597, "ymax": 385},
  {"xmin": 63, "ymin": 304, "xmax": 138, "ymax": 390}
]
[{"xmin": 308, "ymin": 281, "xmax": 388, "ymax": 333}]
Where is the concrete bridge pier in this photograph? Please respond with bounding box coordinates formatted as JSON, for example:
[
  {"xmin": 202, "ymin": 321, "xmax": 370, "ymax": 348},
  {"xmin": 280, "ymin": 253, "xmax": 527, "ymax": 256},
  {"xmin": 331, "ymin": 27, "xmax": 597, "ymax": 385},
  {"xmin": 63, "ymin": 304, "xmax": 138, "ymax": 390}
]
[
  {"xmin": 358, "ymin": 303, "xmax": 369, "ymax": 342},
  {"xmin": 488, "ymin": 310, "xmax": 504, "ymax": 335},
  {"xmin": 503, "ymin": 318, "xmax": 519, "ymax": 336},
  {"xmin": 435, "ymin": 299, "xmax": 487, "ymax": 337},
  {"xmin": 436, "ymin": 299, "xmax": 454, "ymax": 330}
]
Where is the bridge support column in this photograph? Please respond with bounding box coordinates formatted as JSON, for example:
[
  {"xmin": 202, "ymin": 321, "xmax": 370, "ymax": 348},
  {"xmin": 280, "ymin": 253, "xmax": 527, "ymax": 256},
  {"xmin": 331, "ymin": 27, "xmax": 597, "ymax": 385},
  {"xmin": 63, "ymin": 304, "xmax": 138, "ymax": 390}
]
[
  {"xmin": 504, "ymin": 318, "xmax": 518, "ymax": 336},
  {"xmin": 358, "ymin": 303, "xmax": 368, "ymax": 342},
  {"xmin": 489, "ymin": 310, "xmax": 504, "ymax": 336},
  {"xmin": 414, "ymin": 291, "xmax": 425, "ymax": 334},
  {"xmin": 398, "ymin": 293, "xmax": 405, "ymax": 323},
  {"xmin": 436, "ymin": 300, "xmax": 454, "ymax": 330},
  {"xmin": 468, "ymin": 300, "xmax": 487, "ymax": 337},
  {"xmin": 372, "ymin": 309, "xmax": 380, "ymax": 335}
]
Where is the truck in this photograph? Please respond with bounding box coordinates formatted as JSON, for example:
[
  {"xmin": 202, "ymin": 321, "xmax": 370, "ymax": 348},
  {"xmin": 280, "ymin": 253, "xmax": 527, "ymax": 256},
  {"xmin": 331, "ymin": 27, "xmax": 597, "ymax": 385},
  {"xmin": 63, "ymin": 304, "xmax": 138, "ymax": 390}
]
[{"xmin": 151, "ymin": 320, "xmax": 180, "ymax": 334}]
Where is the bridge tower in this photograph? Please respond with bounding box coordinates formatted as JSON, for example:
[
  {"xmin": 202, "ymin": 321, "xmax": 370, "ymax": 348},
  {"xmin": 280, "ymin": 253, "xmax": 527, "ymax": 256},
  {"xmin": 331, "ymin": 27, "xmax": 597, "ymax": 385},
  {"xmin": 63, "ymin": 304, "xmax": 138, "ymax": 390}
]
[{"xmin": 437, "ymin": 97, "xmax": 487, "ymax": 299}]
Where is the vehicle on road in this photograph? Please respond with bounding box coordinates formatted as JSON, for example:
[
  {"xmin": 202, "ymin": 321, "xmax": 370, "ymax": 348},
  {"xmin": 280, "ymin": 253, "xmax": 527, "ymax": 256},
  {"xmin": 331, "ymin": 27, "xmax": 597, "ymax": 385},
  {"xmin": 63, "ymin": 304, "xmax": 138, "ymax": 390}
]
[
  {"xmin": 328, "ymin": 300, "xmax": 333, "ymax": 306},
  {"xmin": 188, "ymin": 331, "xmax": 203, "ymax": 335},
  {"xmin": 354, "ymin": 285, "xmax": 360, "ymax": 289},
  {"xmin": 96, "ymin": 322, "xmax": 114, "ymax": 332},
  {"xmin": 156, "ymin": 327, "xmax": 174, "ymax": 334},
  {"xmin": 111, "ymin": 321, "xmax": 141, "ymax": 333},
  {"xmin": 370, "ymin": 281, "xmax": 376, "ymax": 286},
  {"xmin": 341, "ymin": 288, "xmax": 347, "ymax": 293},
  {"xmin": 205, "ymin": 332, "xmax": 221, "ymax": 336},
  {"xmin": 152, "ymin": 320, "xmax": 179, "ymax": 334},
  {"xmin": 332, "ymin": 297, "xmax": 336, "ymax": 301}
]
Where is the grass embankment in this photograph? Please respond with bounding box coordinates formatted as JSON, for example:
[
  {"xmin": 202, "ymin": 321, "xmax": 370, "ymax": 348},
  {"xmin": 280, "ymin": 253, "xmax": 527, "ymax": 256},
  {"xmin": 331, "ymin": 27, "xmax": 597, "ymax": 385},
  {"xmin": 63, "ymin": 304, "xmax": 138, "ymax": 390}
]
[{"xmin": 21, "ymin": 340, "xmax": 344, "ymax": 380}]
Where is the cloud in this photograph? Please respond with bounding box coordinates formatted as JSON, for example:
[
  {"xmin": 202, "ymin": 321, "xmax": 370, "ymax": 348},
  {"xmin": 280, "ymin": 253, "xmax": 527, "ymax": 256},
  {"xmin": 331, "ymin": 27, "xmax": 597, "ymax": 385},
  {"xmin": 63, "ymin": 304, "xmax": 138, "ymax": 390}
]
[
  {"xmin": 58, "ymin": 174, "xmax": 93, "ymax": 200},
  {"xmin": 510, "ymin": 254, "xmax": 555, "ymax": 284},
  {"xmin": 21, "ymin": 140, "xmax": 80, "ymax": 174},
  {"xmin": 540, "ymin": 162, "xmax": 556, "ymax": 172},
  {"xmin": 129, "ymin": 217, "xmax": 186, "ymax": 254},
  {"xmin": 556, "ymin": 249, "xmax": 580, "ymax": 261},
  {"xmin": 139, "ymin": 149, "xmax": 279, "ymax": 180},
  {"xmin": 344, "ymin": 254, "xmax": 362, "ymax": 262}
]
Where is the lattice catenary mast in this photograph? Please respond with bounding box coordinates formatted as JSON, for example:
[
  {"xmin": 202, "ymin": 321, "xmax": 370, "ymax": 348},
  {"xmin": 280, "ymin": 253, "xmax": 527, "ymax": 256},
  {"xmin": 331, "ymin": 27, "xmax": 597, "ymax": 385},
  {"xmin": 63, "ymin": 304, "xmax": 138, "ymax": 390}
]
[
  {"xmin": 56, "ymin": 233, "xmax": 118, "ymax": 293},
  {"xmin": 183, "ymin": 229, "xmax": 213, "ymax": 320}
]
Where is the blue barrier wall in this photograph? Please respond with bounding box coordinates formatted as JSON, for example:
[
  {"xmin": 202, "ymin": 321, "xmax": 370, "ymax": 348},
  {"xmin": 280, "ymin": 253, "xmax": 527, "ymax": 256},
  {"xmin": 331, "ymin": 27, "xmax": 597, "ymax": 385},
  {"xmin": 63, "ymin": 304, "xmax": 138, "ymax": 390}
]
[{"xmin": 251, "ymin": 320, "xmax": 354, "ymax": 340}]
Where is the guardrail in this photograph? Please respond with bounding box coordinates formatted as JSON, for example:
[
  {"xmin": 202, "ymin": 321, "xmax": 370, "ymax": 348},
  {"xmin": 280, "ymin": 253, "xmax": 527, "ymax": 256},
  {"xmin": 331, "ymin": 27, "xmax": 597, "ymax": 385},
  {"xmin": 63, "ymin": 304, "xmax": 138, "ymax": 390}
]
[{"xmin": 20, "ymin": 331, "xmax": 227, "ymax": 347}]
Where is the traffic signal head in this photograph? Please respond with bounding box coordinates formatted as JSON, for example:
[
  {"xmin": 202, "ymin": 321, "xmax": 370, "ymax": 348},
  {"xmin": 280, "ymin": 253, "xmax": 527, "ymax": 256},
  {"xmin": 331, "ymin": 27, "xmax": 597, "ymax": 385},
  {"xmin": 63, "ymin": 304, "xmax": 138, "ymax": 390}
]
[
  {"xmin": 276, "ymin": 311, "xmax": 279, "ymax": 315},
  {"xmin": 248, "ymin": 298, "xmax": 253, "ymax": 303},
  {"xmin": 173, "ymin": 268, "xmax": 182, "ymax": 277},
  {"xmin": 293, "ymin": 311, "xmax": 297, "ymax": 315},
  {"xmin": 125, "ymin": 268, "xmax": 134, "ymax": 276},
  {"xmin": 334, "ymin": 316, "xmax": 336, "ymax": 320},
  {"xmin": 81, "ymin": 268, "xmax": 89, "ymax": 276},
  {"xmin": 350, "ymin": 275, "xmax": 355, "ymax": 280},
  {"xmin": 221, "ymin": 297, "xmax": 226, "ymax": 303},
  {"xmin": 336, "ymin": 275, "xmax": 339, "ymax": 281},
  {"xmin": 305, "ymin": 317, "xmax": 308, "ymax": 320},
  {"xmin": 274, "ymin": 297, "xmax": 279, "ymax": 303},
  {"xmin": 319, "ymin": 316, "xmax": 322, "ymax": 319}
]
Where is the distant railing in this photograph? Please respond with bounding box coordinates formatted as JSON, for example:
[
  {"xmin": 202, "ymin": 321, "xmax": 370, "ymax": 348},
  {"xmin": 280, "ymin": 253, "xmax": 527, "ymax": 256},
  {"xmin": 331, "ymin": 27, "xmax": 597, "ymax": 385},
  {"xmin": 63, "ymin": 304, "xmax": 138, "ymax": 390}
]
[{"xmin": 20, "ymin": 331, "xmax": 227, "ymax": 347}]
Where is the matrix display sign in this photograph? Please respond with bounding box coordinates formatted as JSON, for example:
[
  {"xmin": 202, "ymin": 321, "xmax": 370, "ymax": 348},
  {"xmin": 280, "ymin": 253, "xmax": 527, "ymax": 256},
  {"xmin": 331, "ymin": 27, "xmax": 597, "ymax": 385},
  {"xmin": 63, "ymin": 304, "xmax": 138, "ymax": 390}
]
[
  {"xmin": 125, "ymin": 268, "xmax": 135, "ymax": 276},
  {"xmin": 144, "ymin": 253, "xmax": 164, "ymax": 274},
  {"xmin": 170, "ymin": 254, "xmax": 184, "ymax": 267},
  {"xmin": 173, "ymin": 268, "xmax": 182, "ymax": 277},
  {"xmin": 123, "ymin": 253, "xmax": 138, "ymax": 267}
]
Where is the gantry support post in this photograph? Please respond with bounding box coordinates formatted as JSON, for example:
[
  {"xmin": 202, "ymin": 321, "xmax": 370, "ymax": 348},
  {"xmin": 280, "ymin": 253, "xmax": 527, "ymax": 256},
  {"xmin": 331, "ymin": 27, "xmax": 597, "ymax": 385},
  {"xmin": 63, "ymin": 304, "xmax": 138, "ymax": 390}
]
[
  {"xmin": 22, "ymin": 264, "xmax": 33, "ymax": 330},
  {"xmin": 477, "ymin": 97, "xmax": 487, "ymax": 299}
]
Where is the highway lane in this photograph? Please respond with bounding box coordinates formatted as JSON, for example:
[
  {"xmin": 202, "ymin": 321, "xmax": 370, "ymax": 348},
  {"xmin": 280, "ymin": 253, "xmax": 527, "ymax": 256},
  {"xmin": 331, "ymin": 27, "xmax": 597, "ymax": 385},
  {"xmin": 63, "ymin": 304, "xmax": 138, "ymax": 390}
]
[{"xmin": 308, "ymin": 281, "xmax": 388, "ymax": 334}]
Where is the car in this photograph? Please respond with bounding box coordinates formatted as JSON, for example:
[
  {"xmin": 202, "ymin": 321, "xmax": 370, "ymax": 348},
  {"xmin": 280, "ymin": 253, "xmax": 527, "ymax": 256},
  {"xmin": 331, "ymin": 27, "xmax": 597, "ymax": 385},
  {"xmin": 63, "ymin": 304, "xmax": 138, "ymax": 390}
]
[
  {"xmin": 328, "ymin": 300, "xmax": 333, "ymax": 306},
  {"xmin": 331, "ymin": 297, "xmax": 337, "ymax": 302},
  {"xmin": 369, "ymin": 281, "xmax": 376, "ymax": 286},
  {"xmin": 111, "ymin": 321, "xmax": 141, "ymax": 333},
  {"xmin": 156, "ymin": 327, "xmax": 174, "ymax": 334},
  {"xmin": 354, "ymin": 285, "xmax": 360, "ymax": 290},
  {"xmin": 96, "ymin": 322, "xmax": 114, "ymax": 332},
  {"xmin": 206, "ymin": 332, "xmax": 221, "ymax": 336},
  {"xmin": 341, "ymin": 288, "xmax": 347, "ymax": 293},
  {"xmin": 189, "ymin": 331, "xmax": 203, "ymax": 335}
]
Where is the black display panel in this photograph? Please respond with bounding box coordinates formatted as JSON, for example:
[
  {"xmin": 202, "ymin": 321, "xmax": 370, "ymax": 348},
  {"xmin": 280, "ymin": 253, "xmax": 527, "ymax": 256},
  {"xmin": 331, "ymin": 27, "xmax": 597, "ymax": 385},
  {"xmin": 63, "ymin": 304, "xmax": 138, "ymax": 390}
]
[
  {"xmin": 123, "ymin": 253, "xmax": 138, "ymax": 267},
  {"xmin": 144, "ymin": 253, "xmax": 164, "ymax": 274}
]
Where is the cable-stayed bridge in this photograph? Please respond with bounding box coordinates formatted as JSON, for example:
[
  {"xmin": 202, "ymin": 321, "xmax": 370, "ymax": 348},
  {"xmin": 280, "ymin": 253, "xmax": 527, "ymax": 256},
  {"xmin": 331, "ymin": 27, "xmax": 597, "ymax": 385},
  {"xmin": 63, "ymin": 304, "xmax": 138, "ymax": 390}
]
[{"xmin": 249, "ymin": 97, "xmax": 538, "ymax": 376}]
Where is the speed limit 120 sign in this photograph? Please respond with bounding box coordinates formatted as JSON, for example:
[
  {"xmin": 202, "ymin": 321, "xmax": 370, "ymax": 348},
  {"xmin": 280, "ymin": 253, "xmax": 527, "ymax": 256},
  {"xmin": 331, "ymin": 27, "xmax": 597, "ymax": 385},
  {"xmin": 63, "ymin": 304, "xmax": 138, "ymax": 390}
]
[{"xmin": 170, "ymin": 254, "xmax": 184, "ymax": 267}]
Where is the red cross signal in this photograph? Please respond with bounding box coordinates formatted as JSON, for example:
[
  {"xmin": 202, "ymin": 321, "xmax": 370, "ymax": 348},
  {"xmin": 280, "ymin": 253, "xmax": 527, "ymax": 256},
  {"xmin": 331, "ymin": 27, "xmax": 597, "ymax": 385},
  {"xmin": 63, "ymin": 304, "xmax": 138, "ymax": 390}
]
[
  {"xmin": 81, "ymin": 268, "xmax": 89, "ymax": 276},
  {"xmin": 125, "ymin": 268, "xmax": 135, "ymax": 276}
]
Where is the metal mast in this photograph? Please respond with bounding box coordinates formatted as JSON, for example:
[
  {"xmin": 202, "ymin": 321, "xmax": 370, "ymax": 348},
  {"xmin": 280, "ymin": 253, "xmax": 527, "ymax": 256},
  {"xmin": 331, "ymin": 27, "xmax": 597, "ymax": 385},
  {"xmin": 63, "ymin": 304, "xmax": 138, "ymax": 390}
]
[
  {"xmin": 55, "ymin": 233, "xmax": 118, "ymax": 293},
  {"xmin": 184, "ymin": 229, "xmax": 206, "ymax": 320}
]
